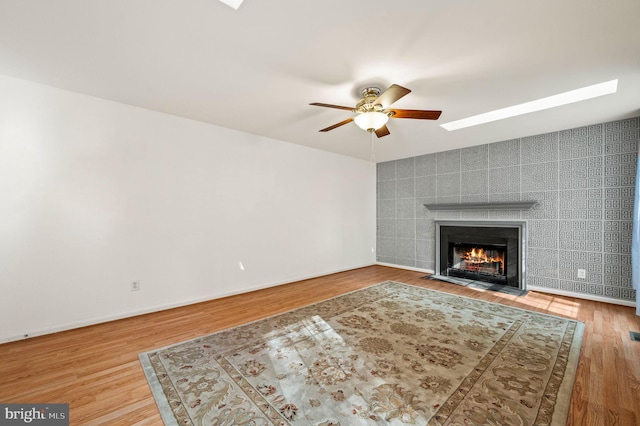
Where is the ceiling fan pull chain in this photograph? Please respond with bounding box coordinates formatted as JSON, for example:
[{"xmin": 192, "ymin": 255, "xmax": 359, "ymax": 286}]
[{"xmin": 370, "ymin": 130, "xmax": 375, "ymax": 163}]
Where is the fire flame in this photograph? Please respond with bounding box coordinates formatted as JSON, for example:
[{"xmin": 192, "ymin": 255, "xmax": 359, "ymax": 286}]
[{"xmin": 461, "ymin": 247, "xmax": 504, "ymax": 267}]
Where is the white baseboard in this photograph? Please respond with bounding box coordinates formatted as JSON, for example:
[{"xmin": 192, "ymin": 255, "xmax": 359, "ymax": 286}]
[
  {"xmin": 525, "ymin": 285, "xmax": 636, "ymax": 307},
  {"xmin": 3, "ymin": 263, "xmax": 376, "ymax": 344},
  {"xmin": 376, "ymin": 262, "xmax": 434, "ymax": 275}
]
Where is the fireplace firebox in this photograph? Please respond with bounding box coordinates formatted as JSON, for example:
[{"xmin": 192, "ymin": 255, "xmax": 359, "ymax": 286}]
[
  {"xmin": 449, "ymin": 243, "xmax": 507, "ymax": 283},
  {"xmin": 435, "ymin": 221, "xmax": 526, "ymax": 289}
]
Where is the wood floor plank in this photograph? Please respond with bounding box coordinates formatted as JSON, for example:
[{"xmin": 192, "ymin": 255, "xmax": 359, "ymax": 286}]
[{"xmin": 1, "ymin": 265, "xmax": 639, "ymax": 425}]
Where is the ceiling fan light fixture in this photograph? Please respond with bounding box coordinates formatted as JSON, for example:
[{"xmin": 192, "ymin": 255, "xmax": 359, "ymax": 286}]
[{"xmin": 354, "ymin": 111, "xmax": 389, "ymax": 131}]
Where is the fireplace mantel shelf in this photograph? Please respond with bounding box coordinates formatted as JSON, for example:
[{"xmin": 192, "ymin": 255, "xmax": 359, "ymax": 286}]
[{"xmin": 424, "ymin": 201, "xmax": 538, "ymax": 211}]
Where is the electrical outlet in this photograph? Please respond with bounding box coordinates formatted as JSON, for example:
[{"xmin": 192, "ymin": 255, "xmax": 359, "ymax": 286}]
[
  {"xmin": 577, "ymin": 269, "xmax": 586, "ymax": 279},
  {"xmin": 131, "ymin": 281, "xmax": 140, "ymax": 291}
]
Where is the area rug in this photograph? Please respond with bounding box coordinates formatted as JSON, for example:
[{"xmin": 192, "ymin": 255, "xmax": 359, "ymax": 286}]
[{"xmin": 139, "ymin": 281, "xmax": 583, "ymax": 425}]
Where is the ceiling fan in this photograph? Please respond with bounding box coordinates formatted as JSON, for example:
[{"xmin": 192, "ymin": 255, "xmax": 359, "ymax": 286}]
[{"xmin": 310, "ymin": 84, "xmax": 442, "ymax": 138}]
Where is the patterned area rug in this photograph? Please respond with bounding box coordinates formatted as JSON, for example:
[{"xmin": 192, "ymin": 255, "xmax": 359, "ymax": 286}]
[{"xmin": 139, "ymin": 281, "xmax": 583, "ymax": 425}]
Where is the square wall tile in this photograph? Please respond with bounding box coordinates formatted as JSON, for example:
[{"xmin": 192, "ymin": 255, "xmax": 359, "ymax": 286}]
[
  {"xmin": 397, "ymin": 199, "xmax": 416, "ymax": 219},
  {"xmin": 489, "ymin": 166, "xmax": 520, "ymax": 194},
  {"xmin": 397, "ymin": 218, "xmax": 416, "ymax": 239},
  {"xmin": 489, "ymin": 139, "xmax": 520, "ymax": 167},
  {"xmin": 461, "ymin": 145, "xmax": 489, "ymax": 171},
  {"xmin": 521, "ymin": 162, "xmax": 558, "ymax": 192},
  {"xmin": 378, "ymin": 199, "xmax": 396, "ymax": 219},
  {"xmin": 378, "ymin": 180, "xmax": 396, "ymax": 199},
  {"xmin": 397, "ymin": 178, "xmax": 415, "ymax": 198},
  {"xmin": 437, "ymin": 150, "xmax": 461, "ymax": 174},
  {"xmin": 461, "ymin": 169, "xmax": 489, "ymax": 195},
  {"xmin": 378, "ymin": 219, "xmax": 397, "ymax": 238},
  {"xmin": 415, "ymin": 153, "xmax": 437, "ymax": 176},
  {"xmin": 521, "ymin": 133, "xmax": 558, "ymax": 164},
  {"xmin": 377, "ymin": 161, "xmax": 395, "ymax": 181},
  {"xmin": 377, "ymin": 238, "xmax": 397, "ymax": 257},
  {"xmin": 416, "ymin": 218, "xmax": 435, "ymax": 240},
  {"xmin": 437, "ymin": 173, "xmax": 461, "ymax": 197},
  {"xmin": 397, "ymin": 238, "xmax": 416, "ymax": 259},
  {"xmin": 416, "ymin": 239, "xmax": 435, "ymax": 263},
  {"xmin": 396, "ymin": 157, "xmax": 415, "ymax": 179},
  {"xmin": 416, "ymin": 176, "xmax": 437, "ymax": 198}
]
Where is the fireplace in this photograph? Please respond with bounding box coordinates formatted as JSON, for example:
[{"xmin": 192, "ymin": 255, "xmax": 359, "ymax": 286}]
[{"xmin": 435, "ymin": 221, "xmax": 527, "ymax": 289}]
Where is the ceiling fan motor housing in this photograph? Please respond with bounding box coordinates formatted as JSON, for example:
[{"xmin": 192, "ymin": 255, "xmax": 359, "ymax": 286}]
[{"xmin": 356, "ymin": 87, "xmax": 387, "ymax": 114}]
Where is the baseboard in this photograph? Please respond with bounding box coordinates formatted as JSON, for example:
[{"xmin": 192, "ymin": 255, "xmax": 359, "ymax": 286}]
[
  {"xmin": 3, "ymin": 263, "xmax": 376, "ymax": 344},
  {"xmin": 376, "ymin": 262, "xmax": 434, "ymax": 275},
  {"xmin": 527, "ymin": 285, "xmax": 637, "ymax": 307}
]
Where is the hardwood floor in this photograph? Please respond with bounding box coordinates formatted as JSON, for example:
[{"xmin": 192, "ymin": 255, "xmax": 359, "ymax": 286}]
[{"xmin": 1, "ymin": 265, "xmax": 639, "ymax": 425}]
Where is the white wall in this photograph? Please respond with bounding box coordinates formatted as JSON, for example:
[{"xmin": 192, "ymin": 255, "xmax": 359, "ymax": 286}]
[{"xmin": 0, "ymin": 75, "xmax": 376, "ymax": 342}]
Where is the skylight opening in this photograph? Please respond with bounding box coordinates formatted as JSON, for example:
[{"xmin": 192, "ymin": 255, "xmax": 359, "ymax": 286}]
[
  {"xmin": 441, "ymin": 79, "xmax": 618, "ymax": 131},
  {"xmin": 218, "ymin": 0, "xmax": 244, "ymax": 10}
]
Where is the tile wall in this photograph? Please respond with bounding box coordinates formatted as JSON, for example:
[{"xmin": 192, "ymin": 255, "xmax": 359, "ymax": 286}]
[{"xmin": 376, "ymin": 116, "xmax": 639, "ymax": 303}]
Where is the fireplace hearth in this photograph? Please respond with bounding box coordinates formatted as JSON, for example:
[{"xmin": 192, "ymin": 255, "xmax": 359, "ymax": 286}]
[{"xmin": 435, "ymin": 221, "xmax": 527, "ymax": 290}]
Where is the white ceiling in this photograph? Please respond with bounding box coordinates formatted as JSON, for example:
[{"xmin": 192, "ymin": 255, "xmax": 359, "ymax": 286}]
[{"xmin": 1, "ymin": 0, "xmax": 639, "ymax": 162}]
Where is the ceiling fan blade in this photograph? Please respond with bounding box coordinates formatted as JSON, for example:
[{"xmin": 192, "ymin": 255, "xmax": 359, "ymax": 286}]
[
  {"xmin": 319, "ymin": 117, "xmax": 354, "ymax": 132},
  {"xmin": 375, "ymin": 125, "xmax": 390, "ymax": 138},
  {"xmin": 389, "ymin": 109, "xmax": 442, "ymax": 120},
  {"xmin": 310, "ymin": 102, "xmax": 355, "ymax": 111},
  {"xmin": 374, "ymin": 84, "xmax": 411, "ymax": 109}
]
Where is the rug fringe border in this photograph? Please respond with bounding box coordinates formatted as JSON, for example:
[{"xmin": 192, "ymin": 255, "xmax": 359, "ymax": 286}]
[
  {"xmin": 551, "ymin": 321, "xmax": 585, "ymax": 425},
  {"xmin": 139, "ymin": 352, "xmax": 179, "ymax": 426}
]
